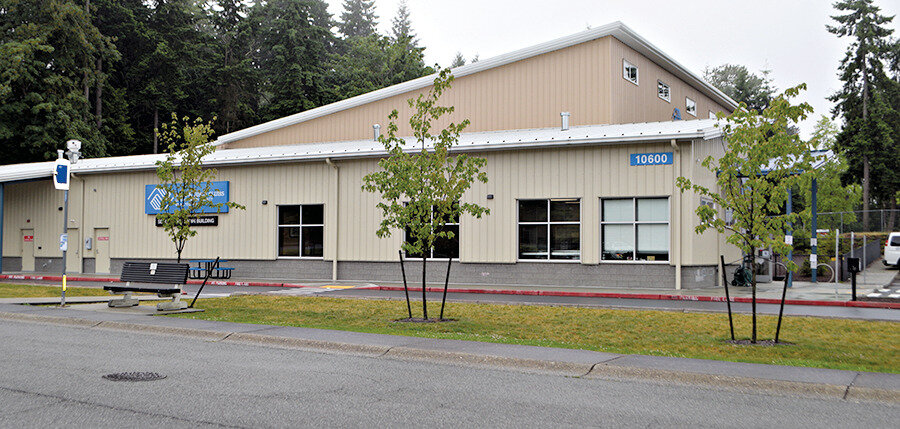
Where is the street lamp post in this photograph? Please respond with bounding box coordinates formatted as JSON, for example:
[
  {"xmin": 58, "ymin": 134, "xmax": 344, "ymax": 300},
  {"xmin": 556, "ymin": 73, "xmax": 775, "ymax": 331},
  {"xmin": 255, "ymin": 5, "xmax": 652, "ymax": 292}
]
[{"xmin": 55, "ymin": 140, "xmax": 81, "ymax": 307}]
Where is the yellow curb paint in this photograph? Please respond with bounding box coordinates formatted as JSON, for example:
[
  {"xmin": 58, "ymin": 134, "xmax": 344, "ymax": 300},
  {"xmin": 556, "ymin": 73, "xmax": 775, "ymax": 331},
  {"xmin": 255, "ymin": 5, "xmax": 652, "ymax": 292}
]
[{"xmin": 321, "ymin": 285, "xmax": 354, "ymax": 289}]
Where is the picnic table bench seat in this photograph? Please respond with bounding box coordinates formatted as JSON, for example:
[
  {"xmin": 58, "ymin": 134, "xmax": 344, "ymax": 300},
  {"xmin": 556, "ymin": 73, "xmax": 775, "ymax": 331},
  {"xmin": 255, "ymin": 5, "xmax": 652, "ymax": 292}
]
[{"xmin": 104, "ymin": 262, "xmax": 190, "ymax": 311}]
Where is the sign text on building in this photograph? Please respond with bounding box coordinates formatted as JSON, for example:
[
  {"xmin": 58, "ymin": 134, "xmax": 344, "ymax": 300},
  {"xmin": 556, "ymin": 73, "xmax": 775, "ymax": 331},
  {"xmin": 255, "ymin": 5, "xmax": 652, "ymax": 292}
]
[
  {"xmin": 155, "ymin": 216, "xmax": 219, "ymax": 227},
  {"xmin": 630, "ymin": 152, "xmax": 673, "ymax": 166},
  {"xmin": 145, "ymin": 181, "xmax": 230, "ymax": 215}
]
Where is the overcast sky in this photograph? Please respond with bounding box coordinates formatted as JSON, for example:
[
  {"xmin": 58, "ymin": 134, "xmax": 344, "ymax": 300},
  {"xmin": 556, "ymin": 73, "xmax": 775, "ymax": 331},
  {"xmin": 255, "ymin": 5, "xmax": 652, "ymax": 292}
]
[{"xmin": 323, "ymin": 0, "xmax": 899, "ymax": 138}]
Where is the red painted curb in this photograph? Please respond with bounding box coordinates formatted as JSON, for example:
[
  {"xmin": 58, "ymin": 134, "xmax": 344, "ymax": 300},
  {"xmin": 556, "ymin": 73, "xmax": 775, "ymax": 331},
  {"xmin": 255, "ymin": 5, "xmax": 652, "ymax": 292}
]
[
  {"xmin": 373, "ymin": 286, "xmax": 900, "ymax": 310},
  {"xmin": 0, "ymin": 274, "xmax": 313, "ymax": 289},
  {"xmin": 3, "ymin": 274, "xmax": 897, "ymax": 310}
]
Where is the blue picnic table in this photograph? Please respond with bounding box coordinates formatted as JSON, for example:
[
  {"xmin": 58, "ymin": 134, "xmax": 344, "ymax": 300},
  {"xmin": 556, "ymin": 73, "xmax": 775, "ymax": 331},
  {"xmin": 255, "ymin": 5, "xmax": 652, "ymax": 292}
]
[{"xmin": 187, "ymin": 259, "xmax": 233, "ymax": 279}]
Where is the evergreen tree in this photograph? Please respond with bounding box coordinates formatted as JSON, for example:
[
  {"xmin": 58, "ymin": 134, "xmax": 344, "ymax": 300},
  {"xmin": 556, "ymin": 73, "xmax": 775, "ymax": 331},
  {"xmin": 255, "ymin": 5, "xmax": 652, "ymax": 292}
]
[
  {"xmin": 338, "ymin": 0, "xmax": 377, "ymax": 39},
  {"xmin": 827, "ymin": 0, "xmax": 897, "ymax": 229},
  {"xmin": 252, "ymin": 0, "xmax": 339, "ymax": 121},
  {"xmin": 386, "ymin": 0, "xmax": 429, "ymax": 85},
  {"xmin": 209, "ymin": 0, "xmax": 260, "ymax": 135},
  {"xmin": 0, "ymin": 0, "xmax": 118, "ymax": 164},
  {"xmin": 703, "ymin": 64, "xmax": 776, "ymax": 112},
  {"xmin": 450, "ymin": 52, "xmax": 466, "ymax": 68}
]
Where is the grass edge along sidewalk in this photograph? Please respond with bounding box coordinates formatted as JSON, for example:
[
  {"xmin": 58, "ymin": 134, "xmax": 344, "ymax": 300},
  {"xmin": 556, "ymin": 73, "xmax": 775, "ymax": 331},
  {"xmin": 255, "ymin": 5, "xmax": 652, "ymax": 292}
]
[
  {"xmin": 0, "ymin": 283, "xmax": 112, "ymax": 298},
  {"xmin": 173, "ymin": 295, "xmax": 899, "ymax": 374},
  {"xmin": 2, "ymin": 274, "xmax": 898, "ymax": 309}
]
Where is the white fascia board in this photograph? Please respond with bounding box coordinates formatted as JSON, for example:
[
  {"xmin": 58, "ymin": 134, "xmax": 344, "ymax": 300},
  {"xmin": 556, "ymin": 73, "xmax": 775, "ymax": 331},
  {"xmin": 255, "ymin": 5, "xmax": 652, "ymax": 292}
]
[{"xmin": 212, "ymin": 22, "xmax": 736, "ymax": 147}]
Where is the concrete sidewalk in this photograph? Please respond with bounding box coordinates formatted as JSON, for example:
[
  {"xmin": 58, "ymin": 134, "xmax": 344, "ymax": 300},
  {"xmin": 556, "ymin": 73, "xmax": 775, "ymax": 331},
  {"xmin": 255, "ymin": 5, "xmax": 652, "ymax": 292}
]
[
  {"xmin": 0, "ymin": 302, "xmax": 897, "ymax": 403},
  {"xmin": 4, "ymin": 263, "xmax": 898, "ymax": 301}
]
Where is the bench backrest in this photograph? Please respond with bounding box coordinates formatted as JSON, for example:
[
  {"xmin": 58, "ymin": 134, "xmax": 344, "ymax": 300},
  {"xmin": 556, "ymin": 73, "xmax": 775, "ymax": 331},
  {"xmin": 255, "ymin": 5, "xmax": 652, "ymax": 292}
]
[{"xmin": 120, "ymin": 262, "xmax": 189, "ymax": 284}]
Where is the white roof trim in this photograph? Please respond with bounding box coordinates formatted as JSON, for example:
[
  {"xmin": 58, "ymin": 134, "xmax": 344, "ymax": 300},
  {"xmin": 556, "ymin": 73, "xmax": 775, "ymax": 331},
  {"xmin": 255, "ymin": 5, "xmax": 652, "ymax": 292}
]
[
  {"xmin": 0, "ymin": 120, "xmax": 722, "ymax": 183},
  {"xmin": 212, "ymin": 21, "xmax": 738, "ymax": 147}
]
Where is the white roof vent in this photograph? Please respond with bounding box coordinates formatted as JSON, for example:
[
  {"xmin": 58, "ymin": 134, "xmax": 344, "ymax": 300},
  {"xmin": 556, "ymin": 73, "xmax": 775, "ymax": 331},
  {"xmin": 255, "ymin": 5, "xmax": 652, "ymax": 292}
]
[
  {"xmin": 373, "ymin": 124, "xmax": 381, "ymax": 141},
  {"xmin": 560, "ymin": 112, "xmax": 571, "ymax": 131}
]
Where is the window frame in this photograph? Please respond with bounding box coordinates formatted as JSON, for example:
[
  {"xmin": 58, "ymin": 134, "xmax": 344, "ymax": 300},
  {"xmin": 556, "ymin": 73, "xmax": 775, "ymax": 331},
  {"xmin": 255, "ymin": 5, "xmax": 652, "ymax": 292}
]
[
  {"xmin": 685, "ymin": 97, "xmax": 697, "ymax": 116},
  {"xmin": 402, "ymin": 205, "xmax": 461, "ymax": 260},
  {"xmin": 657, "ymin": 80, "xmax": 671, "ymax": 102},
  {"xmin": 517, "ymin": 198, "xmax": 582, "ymax": 263},
  {"xmin": 276, "ymin": 204, "xmax": 325, "ymax": 259},
  {"xmin": 600, "ymin": 197, "xmax": 670, "ymax": 264},
  {"xmin": 623, "ymin": 59, "xmax": 639, "ymax": 85}
]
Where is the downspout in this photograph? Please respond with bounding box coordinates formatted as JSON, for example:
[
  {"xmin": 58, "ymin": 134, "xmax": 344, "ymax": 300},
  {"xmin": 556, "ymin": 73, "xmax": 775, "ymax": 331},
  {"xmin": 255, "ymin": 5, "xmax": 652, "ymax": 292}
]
[
  {"xmin": 325, "ymin": 158, "xmax": 339, "ymax": 282},
  {"xmin": 671, "ymin": 139, "xmax": 682, "ymax": 290}
]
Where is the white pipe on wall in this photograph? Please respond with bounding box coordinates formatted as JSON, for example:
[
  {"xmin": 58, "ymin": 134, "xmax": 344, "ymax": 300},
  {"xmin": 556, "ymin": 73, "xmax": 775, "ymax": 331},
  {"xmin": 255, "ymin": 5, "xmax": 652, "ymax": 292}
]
[
  {"xmin": 325, "ymin": 158, "xmax": 340, "ymax": 281},
  {"xmin": 671, "ymin": 139, "xmax": 682, "ymax": 290}
]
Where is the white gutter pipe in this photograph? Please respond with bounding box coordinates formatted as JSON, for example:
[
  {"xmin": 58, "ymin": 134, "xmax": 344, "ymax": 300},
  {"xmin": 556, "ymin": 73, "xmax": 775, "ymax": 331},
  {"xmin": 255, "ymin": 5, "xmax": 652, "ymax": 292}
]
[
  {"xmin": 671, "ymin": 139, "xmax": 682, "ymax": 290},
  {"xmin": 325, "ymin": 158, "xmax": 340, "ymax": 281}
]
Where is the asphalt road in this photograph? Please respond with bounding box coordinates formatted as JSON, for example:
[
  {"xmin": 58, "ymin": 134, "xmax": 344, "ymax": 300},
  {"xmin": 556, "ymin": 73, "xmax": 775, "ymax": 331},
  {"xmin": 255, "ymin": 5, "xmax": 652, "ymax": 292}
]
[{"xmin": 0, "ymin": 320, "xmax": 896, "ymax": 428}]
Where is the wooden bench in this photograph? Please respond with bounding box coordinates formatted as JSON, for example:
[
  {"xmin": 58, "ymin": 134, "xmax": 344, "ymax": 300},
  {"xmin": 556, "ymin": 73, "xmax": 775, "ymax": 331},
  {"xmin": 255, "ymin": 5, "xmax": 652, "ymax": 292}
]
[{"xmin": 105, "ymin": 262, "xmax": 190, "ymax": 311}]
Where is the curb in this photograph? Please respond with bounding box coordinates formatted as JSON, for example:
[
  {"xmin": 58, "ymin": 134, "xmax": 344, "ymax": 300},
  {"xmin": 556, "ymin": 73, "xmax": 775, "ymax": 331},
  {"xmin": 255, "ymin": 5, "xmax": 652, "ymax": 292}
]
[
  {"xmin": 372, "ymin": 285, "xmax": 900, "ymax": 310},
  {"xmin": 3, "ymin": 274, "xmax": 898, "ymax": 310},
  {"xmin": 0, "ymin": 310, "xmax": 897, "ymax": 403}
]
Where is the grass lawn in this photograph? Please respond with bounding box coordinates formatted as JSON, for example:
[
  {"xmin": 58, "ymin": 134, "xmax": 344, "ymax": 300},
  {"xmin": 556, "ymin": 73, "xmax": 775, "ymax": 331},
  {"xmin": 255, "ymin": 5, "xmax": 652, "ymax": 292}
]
[
  {"xmin": 174, "ymin": 295, "xmax": 899, "ymax": 374},
  {"xmin": 0, "ymin": 283, "xmax": 111, "ymax": 298}
]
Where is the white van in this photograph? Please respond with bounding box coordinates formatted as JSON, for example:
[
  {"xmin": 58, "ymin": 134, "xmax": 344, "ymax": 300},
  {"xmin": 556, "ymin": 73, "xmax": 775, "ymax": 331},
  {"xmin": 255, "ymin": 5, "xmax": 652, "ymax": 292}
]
[{"xmin": 884, "ymin": 232, "xmax": 900, "ymax": 267}]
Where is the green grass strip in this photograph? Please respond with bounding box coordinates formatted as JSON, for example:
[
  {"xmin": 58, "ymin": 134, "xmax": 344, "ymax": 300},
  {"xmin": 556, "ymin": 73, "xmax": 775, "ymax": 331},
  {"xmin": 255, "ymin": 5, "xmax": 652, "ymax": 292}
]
[{"xmin": 173, "ymin": 295, "xmax": 899, "ymax": 374}]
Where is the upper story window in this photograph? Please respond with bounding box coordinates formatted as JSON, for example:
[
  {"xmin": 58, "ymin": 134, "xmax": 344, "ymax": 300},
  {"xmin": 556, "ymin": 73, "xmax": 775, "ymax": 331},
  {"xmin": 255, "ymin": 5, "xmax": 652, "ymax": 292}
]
[
  {"xmin": 278, "ymin": 204, "xmax": 324, "ymax": 258},
  {"xmin": 623, "ymin": 60, "xmax": 639, "ymax": 85},
  {"xmin": 685, "ymin": 97, "xmax": 697, "ymax": 116},
  {"xmin": 657, "ymin": 80, "xmax": 670, "ymax": 102}
]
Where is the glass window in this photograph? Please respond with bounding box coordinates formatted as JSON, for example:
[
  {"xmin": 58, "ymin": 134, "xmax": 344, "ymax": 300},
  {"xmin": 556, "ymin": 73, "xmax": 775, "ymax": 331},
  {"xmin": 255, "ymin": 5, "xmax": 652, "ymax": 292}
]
[
  {"xmin": 404, "ymin": 203, "xmax": 460, "ymax": 259},
  {"xmin": 601, "ymin": 198, "xmax": 669, "ymax": 262},
  {"xmin": 685, "ymin": 97, "xmax": 696, "ymax": 116},
  {"xmin": 278, "ymin": 205, "xmax": 324, "ymax": 257},
  {"xmin": 518, "ymin": 199, "xmax": 581, "ymax": 260},
  {"xmin": 623, "ymin": 60, "xmax": 639, "ymax": 85},
  {"xmin": 657, "ymin": 80, "xmax": 670, "ymax": 102}
]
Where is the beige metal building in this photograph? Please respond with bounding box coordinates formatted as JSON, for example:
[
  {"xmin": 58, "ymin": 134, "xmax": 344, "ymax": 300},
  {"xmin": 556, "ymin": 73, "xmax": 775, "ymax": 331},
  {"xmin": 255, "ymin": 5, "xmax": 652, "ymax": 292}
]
[{"xmin": 0, "ymin": 22, "xmax": 740, "ymax": 289}]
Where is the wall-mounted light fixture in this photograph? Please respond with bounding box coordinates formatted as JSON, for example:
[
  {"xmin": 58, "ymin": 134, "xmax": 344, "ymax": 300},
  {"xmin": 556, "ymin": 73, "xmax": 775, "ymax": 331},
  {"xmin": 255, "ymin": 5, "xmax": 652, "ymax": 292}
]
[
  {"xmin": 486, "ymin": 194, "xmax": 494, "ymax": 200},
  {"xmin": 261, "ymin": 200, "xmax": 268, "ymax": 205}
]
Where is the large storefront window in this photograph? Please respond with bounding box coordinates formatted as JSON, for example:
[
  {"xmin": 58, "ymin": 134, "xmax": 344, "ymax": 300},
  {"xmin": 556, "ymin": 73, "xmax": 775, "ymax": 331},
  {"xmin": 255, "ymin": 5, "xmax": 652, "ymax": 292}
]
[
  {"xmin": 601, "ymin": 198, "xmax": 669, "ymax": 261},
  {"xmin": 278, "ymin": 205, "xmax": 324, "ymax": 257},
  {"xmin": 405, "ymin": 205, "xmax": 459, "ymax": 259},
  {"xmin": 518, "ymin": 199, "xmax": 580, "ymax": 260}
]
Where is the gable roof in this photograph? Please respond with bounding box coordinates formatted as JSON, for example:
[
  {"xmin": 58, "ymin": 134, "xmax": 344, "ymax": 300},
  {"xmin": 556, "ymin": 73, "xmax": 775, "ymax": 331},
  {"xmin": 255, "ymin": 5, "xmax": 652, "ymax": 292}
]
[
  {"xmin": 212, "ymin": 21, "xmax": 738, "ymax": 147},
  {"xmin": 0, "ymin": 119, "xmax": 723, "ymax": 183}
]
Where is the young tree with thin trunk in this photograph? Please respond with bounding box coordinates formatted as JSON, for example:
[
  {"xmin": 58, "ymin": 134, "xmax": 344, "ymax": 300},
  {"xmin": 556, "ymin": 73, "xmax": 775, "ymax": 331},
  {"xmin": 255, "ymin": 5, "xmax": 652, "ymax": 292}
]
[
  {"xmin": 676, "ymin": 85, "xmax": 814, "ymax": 344},
  {"xmin": 155, "ymin": 115, "xmax": 244, "ymax": 262},
  {"xmin": 363, "ymin": 68, "xmax": 489, "ymax": 320}
]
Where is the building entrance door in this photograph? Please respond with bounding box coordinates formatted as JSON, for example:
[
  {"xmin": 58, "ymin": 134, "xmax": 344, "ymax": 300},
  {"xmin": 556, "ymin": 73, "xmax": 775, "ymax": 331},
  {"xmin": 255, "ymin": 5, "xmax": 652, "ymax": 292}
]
[
  {"xmin": 94, "ymin": 228, "xmax": 110, "ymax": 274},
  {"xmin": 66, "ymin": 228, "xmax": 81, "ymax": 273},
  {"xmin": 21, "ymin": 229, "xmax": 34, "ymax": 271}
]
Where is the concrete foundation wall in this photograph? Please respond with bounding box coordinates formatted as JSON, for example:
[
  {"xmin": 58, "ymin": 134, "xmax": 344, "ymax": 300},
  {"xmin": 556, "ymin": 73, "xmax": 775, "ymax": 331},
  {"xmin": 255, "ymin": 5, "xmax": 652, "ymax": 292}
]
[{"xmin": 7, "ymin": 256, "xmax": 719, "ymax": 290}]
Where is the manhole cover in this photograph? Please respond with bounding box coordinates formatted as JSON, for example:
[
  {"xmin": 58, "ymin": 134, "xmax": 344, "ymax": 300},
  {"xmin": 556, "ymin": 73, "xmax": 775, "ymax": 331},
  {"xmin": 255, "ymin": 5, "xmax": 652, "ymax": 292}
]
[{"xmin": 102, "ymin": 372, "xmax": 166, "ymax": 382}]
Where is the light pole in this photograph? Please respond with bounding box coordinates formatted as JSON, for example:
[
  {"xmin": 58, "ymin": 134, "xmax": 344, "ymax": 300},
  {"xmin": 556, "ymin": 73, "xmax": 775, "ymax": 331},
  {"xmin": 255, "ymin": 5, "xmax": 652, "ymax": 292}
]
[{"xmin": 55, "ymin": 140, "xmax": 81, "ymax": 307}]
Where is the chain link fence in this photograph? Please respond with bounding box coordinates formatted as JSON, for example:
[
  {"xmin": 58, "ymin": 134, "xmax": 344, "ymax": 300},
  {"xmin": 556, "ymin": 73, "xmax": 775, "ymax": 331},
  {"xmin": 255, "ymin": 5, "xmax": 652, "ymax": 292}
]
[{"xmin": 817, "ymin": 209, "xmax": 899, "ymax": 233}]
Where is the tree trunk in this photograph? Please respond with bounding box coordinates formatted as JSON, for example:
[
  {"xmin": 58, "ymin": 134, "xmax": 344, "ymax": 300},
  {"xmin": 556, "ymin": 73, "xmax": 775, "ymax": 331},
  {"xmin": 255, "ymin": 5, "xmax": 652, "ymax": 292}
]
[
  {"xmin": 861, "ymin": 52, "xmax": 870, "ymax": 230},
  {"xmin": 862, "ymin": 157, "xmax": 870, "ymax": 230},
  {"xmin": 421, "ymin": 254, "xmax": 428, "ymax": 320},
  {"xmin": 751, "ymin": 254, "xmax": 757, "ymax": 344},
  {"xmin": 95, "ymin": 58, "xmax": 102, "ymax": 128},
  {"xmin": 153, "ymin": 108, "xmax": 159, "ymax": 154}
]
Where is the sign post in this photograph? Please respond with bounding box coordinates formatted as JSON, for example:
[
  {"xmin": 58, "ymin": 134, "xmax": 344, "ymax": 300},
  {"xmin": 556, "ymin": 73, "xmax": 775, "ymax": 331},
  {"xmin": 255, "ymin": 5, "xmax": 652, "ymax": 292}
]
[{"xmin": 54, "ymin": 140, "xmax": 80, "ymax": 307}]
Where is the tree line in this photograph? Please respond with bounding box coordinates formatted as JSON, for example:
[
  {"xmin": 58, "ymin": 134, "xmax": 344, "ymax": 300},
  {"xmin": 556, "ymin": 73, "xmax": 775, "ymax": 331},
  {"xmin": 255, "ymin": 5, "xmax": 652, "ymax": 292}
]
[{"xmin": 0, "ymin": 0, "xmax": 431, "ymax": 164}]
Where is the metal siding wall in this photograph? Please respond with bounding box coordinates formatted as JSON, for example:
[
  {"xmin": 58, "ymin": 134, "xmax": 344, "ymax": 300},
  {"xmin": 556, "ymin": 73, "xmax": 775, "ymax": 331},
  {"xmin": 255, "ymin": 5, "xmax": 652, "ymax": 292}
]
[
  {"xmin": 4, "ymin": 141, "xmax": 726, "ymax": 267},
  {"xmin": 224, "ymin": 38, "xmax": 612, "ymax": 149},
  {"xmin": 608, "ymin": 38, "xmax": 730, "ymax": 124}
]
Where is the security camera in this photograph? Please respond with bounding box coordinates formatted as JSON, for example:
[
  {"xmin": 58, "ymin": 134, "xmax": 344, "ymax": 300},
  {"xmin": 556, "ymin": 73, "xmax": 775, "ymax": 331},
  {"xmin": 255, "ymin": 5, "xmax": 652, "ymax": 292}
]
[{"xmin": 66, "ymin": 139, "xmax": 82, "ymax": 152}]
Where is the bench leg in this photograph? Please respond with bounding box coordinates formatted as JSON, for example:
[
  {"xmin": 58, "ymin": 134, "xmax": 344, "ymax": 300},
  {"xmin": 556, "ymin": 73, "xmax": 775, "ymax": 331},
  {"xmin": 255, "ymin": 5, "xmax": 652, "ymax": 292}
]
[
  {"xmin": 109, "ymin": 291, "xmax": 139, "ymax": 308},
  {"xmin": 156, "ymin": 291, "xmax": 188, "ymax": 311}
]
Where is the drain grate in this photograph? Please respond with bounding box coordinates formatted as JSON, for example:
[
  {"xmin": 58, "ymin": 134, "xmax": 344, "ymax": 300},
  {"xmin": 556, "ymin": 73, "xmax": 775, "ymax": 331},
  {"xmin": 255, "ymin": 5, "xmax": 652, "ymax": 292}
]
[{"xmin": 103, "ymin": 372, "xmax": 167, "ymax": 382}]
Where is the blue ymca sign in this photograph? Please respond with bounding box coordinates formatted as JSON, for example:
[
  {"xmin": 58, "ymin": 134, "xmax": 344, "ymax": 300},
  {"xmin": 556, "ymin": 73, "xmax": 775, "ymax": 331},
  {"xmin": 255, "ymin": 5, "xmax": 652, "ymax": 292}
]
[
  {"xmin": 630, "ymin": 152, "xmax": 673, "ymax": 166},
  {"xmin": 144, "ymin": 181, "xmax": 230, "ymax": 214}
]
